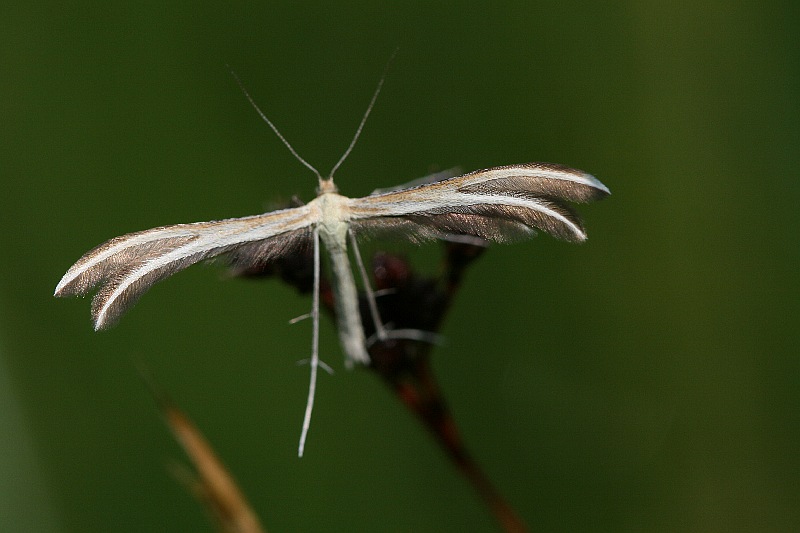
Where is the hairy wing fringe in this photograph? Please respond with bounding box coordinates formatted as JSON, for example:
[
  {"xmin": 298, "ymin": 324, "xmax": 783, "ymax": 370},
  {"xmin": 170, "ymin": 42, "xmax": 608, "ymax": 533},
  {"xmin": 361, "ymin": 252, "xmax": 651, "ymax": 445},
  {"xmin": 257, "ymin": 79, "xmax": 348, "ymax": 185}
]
[
  {"xmin": 350, "ymin": 162, "xmax": 608, "ymax": 243},
  {"xmin": 224, "ymin": 229, "xmax": 311, "ymax": 275},
  {"xmin": 56, "ymin": 233, "xmax": 198, "ymax": 297},
  {"xmin": 56, "ymin": 213, "xmax": 312, "ymax": 328},
  {"xmin": 90, "ymin": 245, "xmax": 226, "ymax": 329},
  {"xmin": 353, "ymin": 202, "xmax": 583, "ymax": 243},
  {"xmin": 457, "ymin": 162, "xmax": 610, "ymax": 202},
  {"xmin": 459, "ymin": 175, "xmax": 607, "ymax": 203}
]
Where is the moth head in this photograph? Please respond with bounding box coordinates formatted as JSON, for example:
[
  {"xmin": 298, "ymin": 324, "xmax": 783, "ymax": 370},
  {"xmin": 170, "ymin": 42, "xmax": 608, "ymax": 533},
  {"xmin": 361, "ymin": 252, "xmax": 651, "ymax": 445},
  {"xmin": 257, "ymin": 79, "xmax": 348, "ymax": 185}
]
[{"xmin": 317, "ymin": 177, "xmax": 339, "ymax": 195}]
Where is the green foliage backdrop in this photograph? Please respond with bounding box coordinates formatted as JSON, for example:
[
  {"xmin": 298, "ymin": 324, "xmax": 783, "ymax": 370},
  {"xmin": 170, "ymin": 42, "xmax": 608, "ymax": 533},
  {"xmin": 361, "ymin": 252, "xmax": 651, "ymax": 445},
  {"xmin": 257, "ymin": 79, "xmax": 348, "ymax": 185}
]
[{"xmin": 2, "ymin": 2, "xmax": 798, "ymax": 531}]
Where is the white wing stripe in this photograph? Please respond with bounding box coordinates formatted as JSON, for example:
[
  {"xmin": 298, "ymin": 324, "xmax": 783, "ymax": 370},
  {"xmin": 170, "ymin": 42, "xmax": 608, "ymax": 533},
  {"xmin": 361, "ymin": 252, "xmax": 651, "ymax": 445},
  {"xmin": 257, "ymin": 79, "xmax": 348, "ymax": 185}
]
[
  {"xmin": 94, "ymin": 237, "xmax": 216, "ymax": 327},
  {"xmin": 54, "ymin": 229, "xmax": 197, "ymax": 295},
  {"xmin": 350, "ymin": 190, "xmax": 580, "ymax": 221},
  {"xmin": 55, "ymin": 206, "xmax": 315, "ymax": 297},
  {"xmin": 93, "ymin": 213, "xmax": 319, "ymax": 327},
  {"xmin": 462, "ymin": 165, "xmax": 609, "ymax": 193}
]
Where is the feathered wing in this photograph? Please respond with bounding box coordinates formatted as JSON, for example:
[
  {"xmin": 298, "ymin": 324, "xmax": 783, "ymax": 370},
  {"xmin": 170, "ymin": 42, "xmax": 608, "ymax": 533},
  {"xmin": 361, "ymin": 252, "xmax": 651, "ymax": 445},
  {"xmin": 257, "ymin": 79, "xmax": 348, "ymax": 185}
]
[
  {"xmin": 54, "ymin": 205, "xmax": 317, "ymax": 329},
  {"xmin": 347, "ymin": 162, "xmax": 609, "ymax": 243}
]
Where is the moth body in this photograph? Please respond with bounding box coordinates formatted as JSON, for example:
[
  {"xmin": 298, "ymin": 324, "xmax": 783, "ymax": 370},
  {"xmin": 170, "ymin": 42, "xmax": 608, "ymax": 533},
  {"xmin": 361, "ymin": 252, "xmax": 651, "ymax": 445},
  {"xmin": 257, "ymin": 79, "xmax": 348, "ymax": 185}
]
[{"xmin": 313, "ymin": 191, "xmax": 370, "ymax": 366}]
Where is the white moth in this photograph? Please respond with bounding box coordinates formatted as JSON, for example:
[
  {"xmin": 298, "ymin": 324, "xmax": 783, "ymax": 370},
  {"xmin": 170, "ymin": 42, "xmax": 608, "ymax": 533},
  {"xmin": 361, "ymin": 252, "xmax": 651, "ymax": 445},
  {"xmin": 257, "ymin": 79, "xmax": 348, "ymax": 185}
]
[{"xmin": 55, "ymin": 73, "xmax": 609, "ymax": 456}]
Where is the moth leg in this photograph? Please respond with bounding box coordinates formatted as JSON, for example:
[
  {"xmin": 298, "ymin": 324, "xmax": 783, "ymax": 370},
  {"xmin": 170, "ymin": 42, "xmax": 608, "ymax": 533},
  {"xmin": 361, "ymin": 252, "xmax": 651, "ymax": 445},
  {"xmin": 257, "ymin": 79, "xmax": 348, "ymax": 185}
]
[
  {"xmin": 350, "ymin": 231, "xmax": 445, "ymax": 349},
  {"xmin": 348, "ymin": 230, "xmax": 388, "ymax": 341},
  {"xmin": 366, "ymin": 328, "xmax": 445, "ymax": 346},
  {"xmin": 298, "ymin": 228, "xmax": 321, "ymax": 457}
]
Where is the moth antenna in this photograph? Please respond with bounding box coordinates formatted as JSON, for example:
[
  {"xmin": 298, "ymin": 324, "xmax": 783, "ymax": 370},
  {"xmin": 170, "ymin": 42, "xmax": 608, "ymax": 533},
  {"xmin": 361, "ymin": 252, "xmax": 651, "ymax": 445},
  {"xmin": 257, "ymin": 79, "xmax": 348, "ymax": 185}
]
[
  {"xmin": 228, "ymin": 66, "xmax": 323, "ymax": 183},
  {"xmin": 327, "ymin": 49, "xmax": 398, "ymax": 181}
]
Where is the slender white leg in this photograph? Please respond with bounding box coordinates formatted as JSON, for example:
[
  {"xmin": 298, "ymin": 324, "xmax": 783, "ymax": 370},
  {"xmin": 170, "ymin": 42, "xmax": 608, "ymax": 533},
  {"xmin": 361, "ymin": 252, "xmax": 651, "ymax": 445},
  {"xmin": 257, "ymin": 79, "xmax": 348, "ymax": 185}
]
[
  {"xmin": 348, "ymin": 230, "xmax": 387, "ymax": 341},
  {"xmin": 298, "ymin": 228, "xmax": 321, "ymax": 457},
  {"xmin": 348, "ymin": 230, "xmax": 444, "ymax": 348}
]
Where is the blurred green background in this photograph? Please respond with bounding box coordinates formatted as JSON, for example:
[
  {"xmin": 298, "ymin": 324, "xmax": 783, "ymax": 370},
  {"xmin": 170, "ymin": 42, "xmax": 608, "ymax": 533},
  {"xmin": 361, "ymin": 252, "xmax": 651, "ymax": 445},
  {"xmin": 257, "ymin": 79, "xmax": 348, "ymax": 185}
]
[{"xmin": 2, "ymin": 2, "xmax": 798, "ymax": 532}]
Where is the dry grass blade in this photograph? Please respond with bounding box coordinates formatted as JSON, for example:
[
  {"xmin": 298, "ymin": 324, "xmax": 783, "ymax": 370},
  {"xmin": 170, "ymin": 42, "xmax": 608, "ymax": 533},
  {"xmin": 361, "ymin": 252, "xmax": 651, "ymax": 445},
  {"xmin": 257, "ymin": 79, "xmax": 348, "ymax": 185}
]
[
  {"xmin": 164, "ymin": 405, "xmax": 266, "ymax": 533},
  {"xmin": 139, "ymin": 367, "xmax": 266, "ymax": 533}
]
